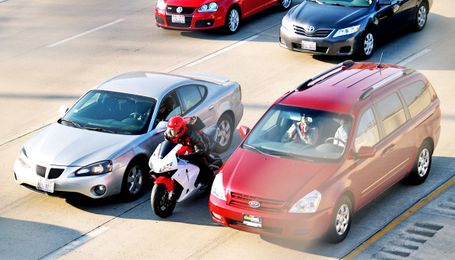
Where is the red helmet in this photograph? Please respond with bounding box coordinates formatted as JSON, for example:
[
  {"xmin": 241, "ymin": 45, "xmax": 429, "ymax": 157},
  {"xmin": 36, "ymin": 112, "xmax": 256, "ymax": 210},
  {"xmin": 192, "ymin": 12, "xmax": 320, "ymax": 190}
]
[{"xmin": 166, "ymin": 116, "xmax": 187, "ymax": 140}]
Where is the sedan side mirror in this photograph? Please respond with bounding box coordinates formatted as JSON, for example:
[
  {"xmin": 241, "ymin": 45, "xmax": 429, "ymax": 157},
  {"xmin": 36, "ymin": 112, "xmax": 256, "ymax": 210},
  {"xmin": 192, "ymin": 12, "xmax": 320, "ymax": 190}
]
[
  {"xmin": 239, "ymin": 125, "xmax": 250, "ymax": 139},
  {"xmin": 155, "ymin": 121, "xmax": 168, "ymax": 133},
  {"xmin": 352, "ymin": 146, "xmax": 376, "ymax": 159},
  {"xmin": 58, "ymin": 105, "xmax": 69, "ymax": 118},
  {"xmin": 378, "ymin": 0, "xmax": 392, "ymax": 5}
]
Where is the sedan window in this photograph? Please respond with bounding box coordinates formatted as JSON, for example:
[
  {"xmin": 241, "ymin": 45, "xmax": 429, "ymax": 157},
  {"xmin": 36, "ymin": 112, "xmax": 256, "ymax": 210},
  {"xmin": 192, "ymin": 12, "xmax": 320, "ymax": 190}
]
[{"xmin": 177, "ymin": 85, "xmax": 206, "ymax": 113}]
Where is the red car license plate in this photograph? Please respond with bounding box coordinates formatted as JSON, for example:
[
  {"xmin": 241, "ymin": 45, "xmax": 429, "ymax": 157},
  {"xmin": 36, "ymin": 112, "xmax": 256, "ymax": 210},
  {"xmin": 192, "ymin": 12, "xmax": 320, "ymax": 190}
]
[
  {"xmin": 242, "ymin": 214, "xmax": 262, "ymax": 228},
  {"xmin": 171, "ymin": 14, "xmax": 185, "ymax": 24}
]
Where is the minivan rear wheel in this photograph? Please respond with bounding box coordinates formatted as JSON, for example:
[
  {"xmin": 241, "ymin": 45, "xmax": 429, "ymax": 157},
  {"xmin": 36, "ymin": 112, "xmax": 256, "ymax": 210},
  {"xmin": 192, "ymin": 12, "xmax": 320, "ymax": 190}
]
[
  {"xmin": 404, "ymin": 141, "xmax": 432, "ymax": 185},
  {"xmin": 325, "ymin": 196, "xmax": 352, "ymax": 243}
]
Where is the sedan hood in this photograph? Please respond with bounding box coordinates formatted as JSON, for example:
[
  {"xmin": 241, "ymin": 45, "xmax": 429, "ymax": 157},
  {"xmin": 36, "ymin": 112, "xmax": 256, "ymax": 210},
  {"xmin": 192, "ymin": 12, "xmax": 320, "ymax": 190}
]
[
  {"xmin": 24, "ymin": 123, "xmax": 137, "ymax": 167},
  {"xmin": 289, "ymin": 1, "xmax": 371, "ymax": 28},
  {"xmin": 223, "ymin": 148, "xmax": 339, "ymax": 202}
]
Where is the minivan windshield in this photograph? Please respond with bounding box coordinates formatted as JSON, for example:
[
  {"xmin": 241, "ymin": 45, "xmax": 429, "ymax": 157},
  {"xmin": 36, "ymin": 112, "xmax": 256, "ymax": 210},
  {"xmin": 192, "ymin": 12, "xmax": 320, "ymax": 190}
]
[
  {"xmin": 243, "ymin": 104, "xmax": 352, "ymax": 161},
  {"xmin": 60, "ymin": 90, "xmax": 156, "ymax": 135},
  {"xmin": 314, "ymin": 0, "xmax": 373, "ymax": 7}
]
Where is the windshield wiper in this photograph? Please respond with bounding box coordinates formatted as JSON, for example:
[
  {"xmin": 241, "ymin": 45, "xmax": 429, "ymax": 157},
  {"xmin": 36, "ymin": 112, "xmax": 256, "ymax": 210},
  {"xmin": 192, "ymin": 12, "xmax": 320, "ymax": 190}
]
[
  {"xmin": 83, "ymin": 126, "xmax": 115, "ymax": 134},
  {"xmin": 60, "ymin": 119, "xmax": 82, "ymax": 129},
  {"xmin": 308, "ymin": 0, "xmax": 324, "ymax": 4},
  {"xmin": 243, "ymin": 144, "xmax": 272, "ymax": 156}
]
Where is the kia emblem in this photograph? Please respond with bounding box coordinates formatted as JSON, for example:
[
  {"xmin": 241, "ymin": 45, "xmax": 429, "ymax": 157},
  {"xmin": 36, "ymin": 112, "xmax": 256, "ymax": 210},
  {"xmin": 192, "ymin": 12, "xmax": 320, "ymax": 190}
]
[
  {"xmin": 176, "ymin": 6, "xmax": 183, "ymax": 13},
  {"xmin": 248, "ymin": 201, "xmax": 261, "ymax": 209}
]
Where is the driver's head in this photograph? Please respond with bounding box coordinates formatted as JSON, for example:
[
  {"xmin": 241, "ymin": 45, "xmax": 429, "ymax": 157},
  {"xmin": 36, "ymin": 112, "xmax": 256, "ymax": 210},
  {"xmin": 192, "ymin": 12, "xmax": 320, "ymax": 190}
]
[{"xmin": 166, "ymin": 116, "xmax": 187, "ymax": 141}]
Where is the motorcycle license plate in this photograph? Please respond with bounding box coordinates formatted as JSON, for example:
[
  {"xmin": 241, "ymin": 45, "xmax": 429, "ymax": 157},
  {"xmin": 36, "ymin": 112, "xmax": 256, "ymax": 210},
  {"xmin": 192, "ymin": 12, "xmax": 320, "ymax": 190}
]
[
  {"xmin": 302, "ymin": 40, "xmax": 316, "ymax": 51},
  {"xmin": 242, "ymin": 214, "xmax": 262, "ymax": 228},
  {"xmin": 171, "ymin": 15, "xmax": 185, "ymax": 24},
  {"xmin": 37, "ymin": 179, "xmax": 54, "ymax": 193}
]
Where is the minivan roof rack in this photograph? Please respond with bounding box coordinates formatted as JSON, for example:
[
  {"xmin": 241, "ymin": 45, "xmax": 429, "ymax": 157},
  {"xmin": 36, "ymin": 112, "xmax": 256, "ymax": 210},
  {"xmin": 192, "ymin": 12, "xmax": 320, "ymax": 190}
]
[
  {"xmin": 359, "ymin": 68, "xmax": 413, "ymax": 100},
  {"xmin": 296, "ymin": 60, "xmax": 355, "ymax": 91}
]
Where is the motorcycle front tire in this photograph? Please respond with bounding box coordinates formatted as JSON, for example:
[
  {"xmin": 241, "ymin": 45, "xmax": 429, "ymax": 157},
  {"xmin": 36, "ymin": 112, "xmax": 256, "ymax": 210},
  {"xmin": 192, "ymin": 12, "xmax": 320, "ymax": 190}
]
[{"xmin": 151, "ymin": 184, "xmax": 177, "ymax": 218}]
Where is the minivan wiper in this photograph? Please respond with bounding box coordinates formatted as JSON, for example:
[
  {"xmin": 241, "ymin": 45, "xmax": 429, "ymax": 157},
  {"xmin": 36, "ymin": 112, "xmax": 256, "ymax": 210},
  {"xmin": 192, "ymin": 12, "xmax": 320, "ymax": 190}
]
[{"xmin": 60, "ymin": 119, "xmax": 82, "ymax": 129}]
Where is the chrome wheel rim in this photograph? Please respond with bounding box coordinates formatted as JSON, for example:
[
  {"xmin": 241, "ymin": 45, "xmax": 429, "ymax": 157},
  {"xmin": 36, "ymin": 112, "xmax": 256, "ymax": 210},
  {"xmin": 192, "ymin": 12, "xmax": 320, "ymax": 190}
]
[
  {"xmin": 282, "ymin": 0, "xmax": 292, "ymax": 9},
  {"xmin": 127, "ymin": 166, "xmax": 143, "ymax": 194},
  {"xmin": 363, "ymin": 33, "xmax": 374, "ymax": 56},
  {"xmin": 335, "ymin": 204, "xmax": 350, "ymax": 235},
  {"xmin": 417, "ymin": 5, "xmax": 427, "ymax": 28},
  {"xmin": 215, "ymin": 119, "xmax": 231, "ymax": 148},
  {"xmin": 228, "ymin": 9, "xmax": 240, "ymax": 32},
  {"xmin": 417, "ymin": 148, "xmax": 430, "ymax": 177}
]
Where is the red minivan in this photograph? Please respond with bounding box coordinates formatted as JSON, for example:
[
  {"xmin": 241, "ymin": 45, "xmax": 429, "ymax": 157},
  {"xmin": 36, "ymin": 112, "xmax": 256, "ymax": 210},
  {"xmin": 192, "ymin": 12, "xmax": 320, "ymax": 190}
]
[{"xmin": 209, "ymin": 61, "xmax": 441, "ymax": 242}]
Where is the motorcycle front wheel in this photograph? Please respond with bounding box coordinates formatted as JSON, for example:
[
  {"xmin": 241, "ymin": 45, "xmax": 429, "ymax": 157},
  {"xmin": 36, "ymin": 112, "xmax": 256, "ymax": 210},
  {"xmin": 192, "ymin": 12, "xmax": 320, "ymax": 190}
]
[{"xmin": 151, "ymin": 184, "xmax": 177, "ymax": 218}]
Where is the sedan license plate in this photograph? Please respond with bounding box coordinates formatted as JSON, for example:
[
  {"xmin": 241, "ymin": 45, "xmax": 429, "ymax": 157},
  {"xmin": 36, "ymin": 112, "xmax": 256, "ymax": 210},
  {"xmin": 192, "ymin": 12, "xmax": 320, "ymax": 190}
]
[
  {"xmin": 171, "ymin": 14, "xmax": 186, "ymax": 24},
  {"xmin": 242, "ymin": 214, "xmax": 262, "ymax": 228},
  {"xmin": 302, "ymin": 40, "xmax": 316, "ymax": 51},
  {"xmin": 37, "ymin": 179, "xmax": 54, "ymax": 193}
]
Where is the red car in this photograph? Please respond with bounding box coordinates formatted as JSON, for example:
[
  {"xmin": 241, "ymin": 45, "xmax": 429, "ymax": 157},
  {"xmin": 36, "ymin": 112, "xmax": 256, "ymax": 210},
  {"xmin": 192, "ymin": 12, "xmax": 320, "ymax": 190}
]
[
  {"xmin": 154, "ymin": 0, "xmax": 293, "ymax": 33},
  {"xmin": 209, "ymin": 61, "xmax": 441, "ymax": 242}
]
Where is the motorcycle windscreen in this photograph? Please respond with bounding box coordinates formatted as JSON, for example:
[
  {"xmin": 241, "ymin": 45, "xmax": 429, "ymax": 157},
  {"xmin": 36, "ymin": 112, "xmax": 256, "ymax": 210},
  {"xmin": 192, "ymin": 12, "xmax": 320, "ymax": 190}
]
[{"xmin": 149, "ymin": 140, "xmax": 180, "ymax": 173}]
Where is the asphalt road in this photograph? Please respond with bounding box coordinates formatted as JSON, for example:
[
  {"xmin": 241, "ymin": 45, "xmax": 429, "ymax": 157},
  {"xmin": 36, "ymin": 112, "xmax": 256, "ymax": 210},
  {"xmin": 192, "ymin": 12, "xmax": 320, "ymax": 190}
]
[{"xmin": 1, "ymin": 0, "xmax": 455, "ymax": 259}]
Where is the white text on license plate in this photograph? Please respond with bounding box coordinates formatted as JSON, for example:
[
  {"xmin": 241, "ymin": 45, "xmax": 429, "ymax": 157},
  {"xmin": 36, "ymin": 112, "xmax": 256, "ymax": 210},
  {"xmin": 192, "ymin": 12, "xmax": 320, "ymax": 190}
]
[
  {"xmin": 302, "ymin": 40, "xmax": 316, "ymax": 51},
  {"xmin": 37, "ymin": 179, "xmax": 54, "ymax": 193},
  {"xmin": 171, "ymin": 15, "xmax": 185, "ymax": 24},
  {"xmin": 243, "ymin": 214, "xmax": 262, "ymax": 228}
]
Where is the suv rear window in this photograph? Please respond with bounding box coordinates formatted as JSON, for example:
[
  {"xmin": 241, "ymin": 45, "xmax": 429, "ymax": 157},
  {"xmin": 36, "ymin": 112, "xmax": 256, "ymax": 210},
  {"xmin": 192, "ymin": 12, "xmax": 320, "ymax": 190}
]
[
  {"xmin": 400, "ymin": 81, "xmax": 432, "ymax": 118},
  {"xmin": 376, "ymin": 92, "xmax": 407, "ymax": 136}
]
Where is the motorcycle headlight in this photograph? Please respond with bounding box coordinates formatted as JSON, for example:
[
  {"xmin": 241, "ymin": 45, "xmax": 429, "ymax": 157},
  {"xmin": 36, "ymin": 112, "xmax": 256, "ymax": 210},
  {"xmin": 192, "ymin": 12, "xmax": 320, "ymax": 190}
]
[
  {"xmin": 333, "ymin": 25, "xmax": 360, "ymax": 38},
  {"xmin": 281, "ymin": 15, "xmax": 292, "ymax": 31},
  {"xmin": 198, "ymin": 2, "xmax": 218, "ymax": 12},
  {"xmin": 75, "ymin": 161, "xmax": 113, "ymax": 176},
  {"xmin": 289, "ymin": 190, "xmax": 321, "ymax": 213},
  {"xmin": 18, "ymin": 148, "xmax": 31, "ymax": 168},
  {"xmin": 211, "ymin": 172, "xmax": 226, "ymax": 201},
  {"xmin": 156, "ymin": 0, "xmax": 166, "ymax": 10}
]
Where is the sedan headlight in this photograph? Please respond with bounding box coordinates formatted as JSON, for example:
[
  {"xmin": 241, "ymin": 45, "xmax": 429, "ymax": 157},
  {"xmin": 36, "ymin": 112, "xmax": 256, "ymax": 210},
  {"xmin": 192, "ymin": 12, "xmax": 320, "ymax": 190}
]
[
  {"xmin": 281, "ymin": 15, "xmax": 292, "ymax": 31},
  {"xmin": 289, "ymin": 190, "xmax": 321, "ymax": 213},
  {"xmin": 198, "ymin": 2, "xmax": 218, "ymax": 12},
  {"xmin": 211, "ymin": 172, "xmax": 226, "ymax": 201},
  {"xmin": 156, "ymin": 0, "xmax": 166, "ymax": 10},
  {"xmin": 75, "ymin": 161, "xmax": 113, "ymax": 176},
  {"xmin": 18, "ymin": 148, "xmax": 31, "ymax": 168},
  {"xmin": 333, "ymin": 25, "xmax": 360, "ymax": 38}
]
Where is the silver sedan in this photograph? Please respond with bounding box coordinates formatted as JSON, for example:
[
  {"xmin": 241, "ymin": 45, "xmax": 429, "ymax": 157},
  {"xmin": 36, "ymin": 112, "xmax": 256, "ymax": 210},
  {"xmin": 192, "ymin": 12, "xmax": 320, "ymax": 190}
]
[{"xmin": 13, "ymin": 72, "xmax": 243, "ymax": 200}]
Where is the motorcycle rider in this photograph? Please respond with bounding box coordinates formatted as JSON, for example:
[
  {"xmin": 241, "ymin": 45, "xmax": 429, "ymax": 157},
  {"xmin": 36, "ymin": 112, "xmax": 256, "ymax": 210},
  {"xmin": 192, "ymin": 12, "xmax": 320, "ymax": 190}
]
[{"xmin": 164, "ymin": 115, "xmax": 213, "ymax": 188}]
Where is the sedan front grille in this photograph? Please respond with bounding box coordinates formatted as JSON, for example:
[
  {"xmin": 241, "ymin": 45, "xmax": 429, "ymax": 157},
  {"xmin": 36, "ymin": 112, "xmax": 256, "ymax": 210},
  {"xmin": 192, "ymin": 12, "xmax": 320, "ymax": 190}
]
[
  {"xmin": 48, "ymin": 168, "xmax": 64, "ymax": 179},
  {"xmin": 229, "ymin": 192, "xmax": 286, "ymax": 213},
  {"xmin": 165, "ymin": 15, "xmax": 192, "ymax": 28},
  {"xmin": 166, "ymin": 6, "xmax": 195, "ymax": 15},
  {"xmin": 36, "ymin": 165, "xmax": 46, "ymax": 177},
  {"xmin": 293, "ymin": 26, "xmax": 333, "ymax": 38}
]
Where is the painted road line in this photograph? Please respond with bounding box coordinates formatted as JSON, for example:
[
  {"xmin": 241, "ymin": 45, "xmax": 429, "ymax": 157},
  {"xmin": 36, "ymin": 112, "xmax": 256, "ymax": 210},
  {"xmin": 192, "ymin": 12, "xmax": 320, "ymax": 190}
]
[
  {"xmin": 41, "ymin": 226, "xmax": 108, "ymax": 259},
  {"xmin": 185, "ymin": 35, "xmax": 260, "ymax": 68},
  {"xmin": 398, "ymin": 48, "xmax": 431, "ymax": 66},
  {"xmin": 344, "ymin": 176, "xmax": 455, "ymax": 260},
  {"xmin": 47, "ymin": 19, "xmax": 125, "ymax": 48}
]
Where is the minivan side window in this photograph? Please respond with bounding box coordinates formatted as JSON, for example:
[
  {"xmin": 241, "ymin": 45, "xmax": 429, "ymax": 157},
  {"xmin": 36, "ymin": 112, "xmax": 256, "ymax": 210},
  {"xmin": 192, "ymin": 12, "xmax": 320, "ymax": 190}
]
[
  {"xmin": 400, "ymin": 81, "xmax": 432, "ymax": 118},
  {"xmin": 376, "ymin": 92, "xmax": 407, "ymax": 136},
  {"xmin": 355, "ymin": 108, "xmax": 380, "ymax": 151}
]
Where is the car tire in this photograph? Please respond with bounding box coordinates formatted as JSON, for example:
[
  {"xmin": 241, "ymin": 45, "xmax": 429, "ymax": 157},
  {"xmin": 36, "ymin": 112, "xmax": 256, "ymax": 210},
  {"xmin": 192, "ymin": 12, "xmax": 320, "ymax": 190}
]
[
  {"xmin": 413, "ymin": 1, "xmax": 428, "ymax": 31},
  {"xmin": 223, "ymin": 7, "xmax": 241, "ymax": 34},
  {"xmin": 214, "ymin": 114, "xmax": 234, "ymax": 153},
  {"xmin": 325, "ymin": 196, "xmax": 352, "ymax": 243},
  {"xmin": 121, "ymin": 161, "xmax": 147, "ymax": 201},
  {"xmin": 404, "ymin": 141, "xmax": 433, "ymax": 185},
  {"xmin": 356, "ymin": 30, "xmax": 375, "ymax": 60},
  {"xmin": 279, "ymin": 0, "xmax": 292, "ymax": 10},
  {"xmin": 151, "ymin": 183, "xmax": 176, "ymax": 218}
]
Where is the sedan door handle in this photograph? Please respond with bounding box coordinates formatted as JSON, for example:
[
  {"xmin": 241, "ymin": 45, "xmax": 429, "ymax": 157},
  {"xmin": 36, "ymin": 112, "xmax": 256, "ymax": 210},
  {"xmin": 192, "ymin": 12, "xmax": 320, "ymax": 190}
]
[
  {"xmin": 208, "ymin": 105, "xmax": 214, "ymax": 111},
  {"xmin": 382, "ymin": 144, "xmax": 395, "ymax": 155}
]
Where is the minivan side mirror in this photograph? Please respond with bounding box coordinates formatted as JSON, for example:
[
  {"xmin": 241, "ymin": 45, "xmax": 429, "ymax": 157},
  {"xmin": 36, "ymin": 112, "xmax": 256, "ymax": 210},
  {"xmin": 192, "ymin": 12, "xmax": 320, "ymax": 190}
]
[
  {"xmin": 58, "ymin": 105, "xmax": 69, "ymax": 118},
  {"xmin": 352, "ymin": 146, "xmax": 376, "ymax": 159},
  {"xmin": 378, "ymin": 0, "xmax": 392, "ymax": 5},
  {"xmin": 155, "ymin": 121, "xmax": 168, "ymax": 133},
  {"xmin": 238, "ymin": 125, "xmax": 250, "ymax": 139}
]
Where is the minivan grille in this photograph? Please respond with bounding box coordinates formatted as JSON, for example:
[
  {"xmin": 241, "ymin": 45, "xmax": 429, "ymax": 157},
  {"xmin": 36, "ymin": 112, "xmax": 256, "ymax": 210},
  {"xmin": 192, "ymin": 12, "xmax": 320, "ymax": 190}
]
[
  {"xmin": 229, "ymin": 192, "xmax": 286, "ymax": 212},
  {"xmin": 293, "ymin": 26, "xmax": 333, "ymax": 38}
]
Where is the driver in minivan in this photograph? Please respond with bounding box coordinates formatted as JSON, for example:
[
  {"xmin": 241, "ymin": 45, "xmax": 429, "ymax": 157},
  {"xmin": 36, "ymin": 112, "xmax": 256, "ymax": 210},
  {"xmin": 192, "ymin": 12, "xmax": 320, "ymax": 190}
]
[{"xmin": 283, "ymin": 114, "xmax": 319, "ymax": 145}]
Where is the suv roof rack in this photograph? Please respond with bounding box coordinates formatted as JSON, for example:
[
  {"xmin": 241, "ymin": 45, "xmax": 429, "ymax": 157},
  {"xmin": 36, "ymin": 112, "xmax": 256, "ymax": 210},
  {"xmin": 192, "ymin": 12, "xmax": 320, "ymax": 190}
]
[
  {"xmin": 359, "ymin": 68, "xmax": 414, "ymax": 100},
  {"xmin": 296, "ymin": 60, "xmax": 355, "ymax": 91}
]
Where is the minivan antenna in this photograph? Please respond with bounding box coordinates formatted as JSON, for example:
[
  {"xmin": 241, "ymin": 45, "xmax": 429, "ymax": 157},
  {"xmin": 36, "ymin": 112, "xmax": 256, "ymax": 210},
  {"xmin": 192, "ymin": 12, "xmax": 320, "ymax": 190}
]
[{"xmin": 377, "ymin": 52, "xmax": 384, "ymax": 70}]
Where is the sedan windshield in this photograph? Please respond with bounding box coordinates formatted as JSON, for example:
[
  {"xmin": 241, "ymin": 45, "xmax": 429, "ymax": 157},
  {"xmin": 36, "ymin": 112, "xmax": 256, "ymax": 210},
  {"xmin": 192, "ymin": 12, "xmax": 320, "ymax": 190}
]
[
  {"xmin": 61, "ymin": 90, "xmax": 156, "ymax": 135},
  {"xmin": 243, "ymin": 104, "xmax": 352, "ymax": 161},
  {"xmin": 317, "ymin": 0, "xmax": 372, "ymax": 7}
]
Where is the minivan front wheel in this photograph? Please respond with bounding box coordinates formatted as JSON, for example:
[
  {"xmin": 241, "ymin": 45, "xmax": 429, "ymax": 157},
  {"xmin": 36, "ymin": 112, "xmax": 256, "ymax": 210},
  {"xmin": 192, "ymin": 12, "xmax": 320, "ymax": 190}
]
[
  {"xmin": 405, "ymin": 141, "xmax": 432, "ymax": 185},
  {"xmin": 326, "ymin": 196, "xmax": 352, "ymax": 243}
]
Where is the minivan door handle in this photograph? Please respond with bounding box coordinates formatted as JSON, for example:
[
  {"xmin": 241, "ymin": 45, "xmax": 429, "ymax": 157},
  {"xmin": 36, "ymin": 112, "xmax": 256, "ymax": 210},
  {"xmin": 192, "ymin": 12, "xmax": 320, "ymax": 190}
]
[
  {"xmin": 382, "ymin": 144, "xmax": 395, "ymax": 155},
  {"xmin": 208, "ymin": 105, "xmax": 214, "ymax": 111}
]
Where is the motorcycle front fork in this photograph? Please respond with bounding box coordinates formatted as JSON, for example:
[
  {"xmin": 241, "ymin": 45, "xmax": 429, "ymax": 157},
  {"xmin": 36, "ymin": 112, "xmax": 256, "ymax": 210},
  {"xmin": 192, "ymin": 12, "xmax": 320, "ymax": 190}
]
[{"xmin": 169, "ymin": 181, "xmax": 183, "ymax": 201}]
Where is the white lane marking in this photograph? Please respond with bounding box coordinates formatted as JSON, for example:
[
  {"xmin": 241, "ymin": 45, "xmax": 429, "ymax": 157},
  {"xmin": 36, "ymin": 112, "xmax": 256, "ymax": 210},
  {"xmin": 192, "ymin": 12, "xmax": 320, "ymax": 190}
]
[
  {"xmin": 398, "ymin": 48, "xmax": 431, "ymax": 66},
  {"xmin": 41, "ymin": 226, "xmax": 108, "ymax": 259},
  {"xmin": 47, "ymin": 19, "xmax": 125, "ymax": 48},
  {"xmin": 185, "ymin": 35, "xmax": 259, "ymax": 68}
]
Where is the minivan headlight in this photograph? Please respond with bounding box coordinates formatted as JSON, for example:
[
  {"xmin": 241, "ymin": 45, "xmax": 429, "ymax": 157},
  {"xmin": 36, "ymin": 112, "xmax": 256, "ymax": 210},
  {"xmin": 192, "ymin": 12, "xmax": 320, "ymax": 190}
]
[
  {"xmin": 289, "ymin": 190, "xmax": 321, "ymax": 213},
  {"xmin": 211, "ymin": 172, "xmax": 226, "ymax": 201},
  {"xmin": 333, "ymin": 25, "xmax": 360, "ymax": 38},
  {"xmin": 75, "ymin": 161, "xmax": 113, "ymax": 176},
  {"xmin": 156, "ymin": 0, "xmax": 166, "ymax": 10},
  {"xmin": 198, "ymin": 2, "xmax": 218, "ymax": 12}
]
